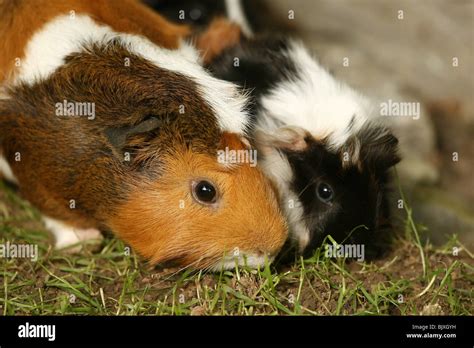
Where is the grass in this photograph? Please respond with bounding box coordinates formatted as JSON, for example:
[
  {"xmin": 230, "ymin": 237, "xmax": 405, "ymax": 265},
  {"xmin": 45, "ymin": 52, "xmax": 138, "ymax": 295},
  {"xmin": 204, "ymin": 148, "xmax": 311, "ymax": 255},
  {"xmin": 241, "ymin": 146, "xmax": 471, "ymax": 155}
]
[{"xmin": 0, "ymin": 180, "xmax": 473, "ymax": 316}]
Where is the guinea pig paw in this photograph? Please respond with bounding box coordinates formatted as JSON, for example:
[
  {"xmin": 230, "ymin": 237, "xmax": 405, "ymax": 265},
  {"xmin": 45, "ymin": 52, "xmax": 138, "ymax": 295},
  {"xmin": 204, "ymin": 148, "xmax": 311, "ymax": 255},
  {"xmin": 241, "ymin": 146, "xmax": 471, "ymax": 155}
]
[
  {"xmin": 57, "ymin": 228, "xmax": 103, "ymax": 254},
  {"xmin": 43, "ymin": 217, "xmax": 103, "ymax": 254}
]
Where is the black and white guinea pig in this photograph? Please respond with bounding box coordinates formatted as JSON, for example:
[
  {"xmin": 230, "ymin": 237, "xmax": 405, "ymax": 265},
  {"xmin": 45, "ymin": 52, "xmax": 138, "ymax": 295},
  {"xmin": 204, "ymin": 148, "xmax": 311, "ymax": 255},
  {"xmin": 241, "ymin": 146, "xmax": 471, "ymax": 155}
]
[{"xmin": 207, "ymin": 36, "xmax": 401, "ymax": 257}]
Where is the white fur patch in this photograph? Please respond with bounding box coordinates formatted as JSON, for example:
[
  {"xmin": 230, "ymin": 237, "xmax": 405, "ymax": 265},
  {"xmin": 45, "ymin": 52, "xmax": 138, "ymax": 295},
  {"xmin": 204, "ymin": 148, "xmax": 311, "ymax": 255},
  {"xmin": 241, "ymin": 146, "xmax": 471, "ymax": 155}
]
[
  {"xmin": 258, "ymin": 41, "xmax": 374, "ymax": 150},
  {"xmin": 225, "ymin": 0, "xmax": 253, "ymax": 37},
  {"xmin": 14, "ymin": 15, "xmax": 249, "ymax": 134},
  {"xmin": 258, "ymin": 148, "xmax": 310, "ymax": 251},
  {"xmin": 0, "ymin": 154, "xmax": 18, "ymax": 184},
  {"xmin": 15, "ymin": 16, "xmax": 113, "ymax": 84},
  {"xmin": 42, "ymin": 216, "xmax": 102, "ymax": 252}
]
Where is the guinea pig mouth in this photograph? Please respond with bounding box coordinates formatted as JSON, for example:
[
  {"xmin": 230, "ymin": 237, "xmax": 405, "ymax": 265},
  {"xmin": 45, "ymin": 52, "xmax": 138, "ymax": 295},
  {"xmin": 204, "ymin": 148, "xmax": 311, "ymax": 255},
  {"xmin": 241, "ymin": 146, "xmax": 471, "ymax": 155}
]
[{"xmin": 210, "ymin": 253, "xmax": 275, "ymax": 271}]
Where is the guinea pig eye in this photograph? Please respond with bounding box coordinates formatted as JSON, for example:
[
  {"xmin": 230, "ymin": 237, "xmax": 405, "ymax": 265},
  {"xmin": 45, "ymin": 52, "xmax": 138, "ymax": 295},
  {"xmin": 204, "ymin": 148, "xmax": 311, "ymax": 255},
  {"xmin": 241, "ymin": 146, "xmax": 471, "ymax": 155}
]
[
  {"xmin": 192, "ymin": 180, "xmax": 218, "ymax": 205},
  {"xmin": 317, "ymin": 182, "xmax": 334, "ymax": 203}
]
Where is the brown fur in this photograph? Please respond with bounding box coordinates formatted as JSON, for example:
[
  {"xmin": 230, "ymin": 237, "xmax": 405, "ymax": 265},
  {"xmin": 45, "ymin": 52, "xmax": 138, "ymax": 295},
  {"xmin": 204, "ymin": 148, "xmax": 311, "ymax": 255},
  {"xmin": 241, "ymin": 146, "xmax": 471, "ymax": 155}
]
[
  {"xmin": 0, "ymin": 41, "xmax": 218, "ymax": 228},
  {"xmin": 195, "ymin": 17, "xmax": 242, "ymax": 65},
  {"xmin": 0, "ymin": 0, "xmax": 190, "ymax": 82}
]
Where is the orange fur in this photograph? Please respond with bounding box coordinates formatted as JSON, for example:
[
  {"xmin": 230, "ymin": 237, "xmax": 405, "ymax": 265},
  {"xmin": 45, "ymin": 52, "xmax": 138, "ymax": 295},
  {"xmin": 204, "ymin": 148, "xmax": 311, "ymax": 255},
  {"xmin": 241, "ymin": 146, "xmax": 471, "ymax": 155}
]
[{"xmin": 108, "ymin": 135, "xmax": 287, "ymax": 268}]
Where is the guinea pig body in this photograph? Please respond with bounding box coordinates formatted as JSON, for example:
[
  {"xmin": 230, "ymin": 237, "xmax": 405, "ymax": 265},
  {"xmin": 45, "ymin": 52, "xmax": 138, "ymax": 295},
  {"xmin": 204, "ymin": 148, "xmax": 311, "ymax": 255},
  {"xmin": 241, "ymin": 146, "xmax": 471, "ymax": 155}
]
[
  {"xmin": 204, "ymin": 36, "xmax": 401, "ymax": 255},
  {"xmin": 0, "ymin": 0, "xmax": 287, "ymax": 269}
]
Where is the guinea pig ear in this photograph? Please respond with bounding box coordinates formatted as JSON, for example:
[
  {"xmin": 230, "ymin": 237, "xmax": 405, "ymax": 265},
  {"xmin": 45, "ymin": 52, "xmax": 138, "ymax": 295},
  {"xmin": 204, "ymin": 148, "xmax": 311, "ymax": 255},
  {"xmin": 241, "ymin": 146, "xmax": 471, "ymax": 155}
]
[
  {"xmin": 104, "ymin": 116, "xmax": 162, "ymax": 160},
  {"xmin": 358, "ymin": 126, "xmax": 401, "ymax": 173},
  {"xmin": 254, "ymin": 126, "xmax": 310, "ymax": 155}
]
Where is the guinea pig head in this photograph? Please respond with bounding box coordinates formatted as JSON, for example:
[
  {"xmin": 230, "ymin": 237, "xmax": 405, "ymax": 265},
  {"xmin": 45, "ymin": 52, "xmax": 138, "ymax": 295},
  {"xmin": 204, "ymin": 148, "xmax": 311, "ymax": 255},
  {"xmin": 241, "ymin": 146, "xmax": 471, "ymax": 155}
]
[
  {"xmin": 108, "ymin": 132, "xmax": 288, "ymax": 270},
  {"xmin": 255, "ymin": 124, "xmax": 400, "ymax": 257}
]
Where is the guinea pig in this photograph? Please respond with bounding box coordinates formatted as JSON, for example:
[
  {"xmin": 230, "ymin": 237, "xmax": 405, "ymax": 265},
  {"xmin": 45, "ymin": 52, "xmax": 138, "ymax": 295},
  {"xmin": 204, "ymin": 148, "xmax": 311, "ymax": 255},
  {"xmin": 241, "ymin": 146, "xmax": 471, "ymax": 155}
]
[
  {"xmin": 147, "ymin": 0, "xmax": 404, "ymax": 258},
  {"xmin": 203, "ymin": 35, "xmax": 401, "ymax": 257},
  {"xmin": 0, "ymin": 0, "xmax": 288, "ymax": 270}
]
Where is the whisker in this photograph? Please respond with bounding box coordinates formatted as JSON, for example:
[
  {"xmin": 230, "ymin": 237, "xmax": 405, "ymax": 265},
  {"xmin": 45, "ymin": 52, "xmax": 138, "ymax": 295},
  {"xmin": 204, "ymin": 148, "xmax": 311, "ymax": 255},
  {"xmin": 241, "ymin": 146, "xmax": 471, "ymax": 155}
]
[{"xmin": 161, "ymin": 257, "xmax": 204, "ymax": 281}]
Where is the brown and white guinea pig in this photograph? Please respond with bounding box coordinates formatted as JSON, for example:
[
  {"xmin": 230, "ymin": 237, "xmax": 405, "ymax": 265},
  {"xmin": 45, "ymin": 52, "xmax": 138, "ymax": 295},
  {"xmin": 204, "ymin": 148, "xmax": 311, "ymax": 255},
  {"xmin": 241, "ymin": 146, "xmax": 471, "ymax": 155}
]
[
  {"xmin": 0, "ymin": 0, "xmax": 288, "ymax": 270},
  {"xmin": 155, "ymin": 0, "xmax": 401, "ymax": 258}
]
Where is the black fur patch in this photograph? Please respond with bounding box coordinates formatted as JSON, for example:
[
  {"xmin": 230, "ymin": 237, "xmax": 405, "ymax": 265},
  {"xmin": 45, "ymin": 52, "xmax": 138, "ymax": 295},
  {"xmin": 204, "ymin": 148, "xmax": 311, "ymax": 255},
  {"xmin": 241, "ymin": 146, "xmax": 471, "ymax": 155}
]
[
  {"xmin": 143, "ymin": 0, "xmax": 226, "ymax": 26},
  {"xmin": 143, "ymin": 0, "xmax": 263, "ymax": 31}
]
